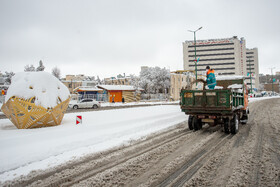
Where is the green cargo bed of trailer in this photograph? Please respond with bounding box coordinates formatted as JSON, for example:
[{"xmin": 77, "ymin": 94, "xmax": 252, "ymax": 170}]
[
  {"xmin": 180, "ymin": 77, "xmax": 249, "ymax": 134},
  {"xmin": 180, "ymin": 89, "xmax": 245, "ymax": 116}
]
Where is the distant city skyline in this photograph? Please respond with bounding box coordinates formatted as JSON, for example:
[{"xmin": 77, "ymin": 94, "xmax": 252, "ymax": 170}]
[{"xmin": 0, "ymin": 0, "xmax": 280, "ymax": 78}]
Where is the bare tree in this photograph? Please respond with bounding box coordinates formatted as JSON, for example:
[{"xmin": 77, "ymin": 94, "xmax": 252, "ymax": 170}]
[
  {"xmin": 24, "ymin": 64, "xmax": 35, "ymax": 72},
  {"xmin": 52, "ymin": 66, "xmax": 61, "ymax": 79}
]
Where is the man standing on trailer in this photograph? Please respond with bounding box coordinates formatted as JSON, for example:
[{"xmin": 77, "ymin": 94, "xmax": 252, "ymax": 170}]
[{"xmin": 206, "ymin": 66, "xmax": 216, "ymax": 89}]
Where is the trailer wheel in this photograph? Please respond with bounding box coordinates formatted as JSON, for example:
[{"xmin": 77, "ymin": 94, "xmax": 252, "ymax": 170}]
[
  {"xmin": 192, "ymin": 117, "xmax": 199, "ymax": 131},
  {"xmin": 230, "ymin": 114, "xmax": 239, "ymax": 134},
  {"xmin": 197, "ymin": 119, "xmax": 202, "ymax": 130},
  {"xmin": 188, "ymin": 116, "xmax": 194, "ymax": 130},
  {"xmin": 224, "ymin": 118, "xmax": 230, "ymax": 134}
]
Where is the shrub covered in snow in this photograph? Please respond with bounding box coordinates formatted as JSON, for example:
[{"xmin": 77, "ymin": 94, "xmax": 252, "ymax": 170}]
[{"xmin": 5, "ymin": 72, "xmax": 70, "ymax": 108}]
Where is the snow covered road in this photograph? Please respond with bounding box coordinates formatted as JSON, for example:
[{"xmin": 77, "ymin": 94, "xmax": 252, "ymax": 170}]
[{"xmin": 0, "ymin": 105, "xmax": 187, "ymax": 182}]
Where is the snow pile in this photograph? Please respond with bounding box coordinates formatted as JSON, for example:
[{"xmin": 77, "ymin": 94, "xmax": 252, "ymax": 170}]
[
  {"xmin": 5, "ymin": 72, "xmax": 70, "ymax": 108},
  {"xmin": 216, "ymin": 75, "xmax": 244, "ymax": 81},
  {"xmin": 228, "ymin": 84, "xmax": 243, "ymax": 89},
  {"xmin": 233, "ymin": 89, "xmax": 243, "ymax": 93},
  {"xmin": 249, "ymin": 96, "xmax": 280, "ymax": 103},
  {"xmin": 0, "ymin": 105, "xmax": 187, "ymax": 182},
  {"xmin": 205, "ymin": 85, "xmax": 223, "ymax": 90}
]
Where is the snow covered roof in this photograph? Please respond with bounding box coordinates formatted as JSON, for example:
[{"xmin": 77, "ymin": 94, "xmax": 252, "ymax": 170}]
[
  {"xmin": 74, "ymin": 86, "xmax": 103, "ymax": 92},
  {"xmin": 98, "ymin": 85, "xmax": 138, "ymax": 91},
  {"xmin": 216, "ymin": 75, "xmax": 244, "ymax": 81},
  {"xmin": 5, "ymin": 72, "xmax": 70, "ymax": 108}
]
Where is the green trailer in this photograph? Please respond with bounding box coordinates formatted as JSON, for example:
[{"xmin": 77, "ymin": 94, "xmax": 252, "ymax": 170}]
[{"xmin": 180, "ymin": 77, "xmax": 249, "ymax": 134}]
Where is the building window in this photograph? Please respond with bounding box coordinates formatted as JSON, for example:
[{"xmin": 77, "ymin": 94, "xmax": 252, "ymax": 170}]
[
  {"xmin": 188, "ymin": 47, "xmax": 234, "ymax": 52},
  {"xmin": 219, "ymin": 72, "xmax": 235, "ymax": 75},
  {"xmin": 197, "ymin": 67, "xmax": 235, "ymax": 71},
  {"xmin": 188, "ymin": 43, "xmax": 234, "ymax": 48},
  {"xmin": 189, "ymin": 62, "xmax": 235, "ymax": 67},
  {"xmin": 188, "ymin": 58, "xmax": 235, "ymax": 62},
  {"xmin": 188, "ymin": 53, "xmax": 234, "ymax": 57},
  {"xmin": 246, "ymin": 52, "xmax": 254, "ymax": 54}
]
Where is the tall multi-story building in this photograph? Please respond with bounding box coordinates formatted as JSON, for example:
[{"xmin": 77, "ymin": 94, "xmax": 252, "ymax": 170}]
[
  {"xmin": 246, "ymin": 48, "xmax": 259, "ymax": 90},
  {"xmin": 183, "ymin": 36, "xmax": 259, "ymax": 90},
  {"xmin": 183, "ymin": 36, "xmax": 247, "ymax": 76}
]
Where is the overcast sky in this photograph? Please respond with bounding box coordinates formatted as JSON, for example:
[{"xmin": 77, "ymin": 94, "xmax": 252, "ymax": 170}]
[{"xmin": 0, "ymin": 0, "xmax": 279, "ymax": 78}]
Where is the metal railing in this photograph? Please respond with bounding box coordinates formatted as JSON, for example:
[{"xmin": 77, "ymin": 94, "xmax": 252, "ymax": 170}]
[
  {"xmin": 141, "ymin": 93, "xmax": 170, "ymax": 101},
  {"xmin": 71, "ymin": 94, "xmax": 108, "ymax": 102}
]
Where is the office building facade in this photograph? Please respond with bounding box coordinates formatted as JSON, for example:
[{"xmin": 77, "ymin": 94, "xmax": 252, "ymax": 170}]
[
  {"xmin": 246, "ymin": 48, "xmax": 259, "ymax": 90},
  {"xmin": 183, "ymin": 36, "xmax": 259, "ymax": 89}
]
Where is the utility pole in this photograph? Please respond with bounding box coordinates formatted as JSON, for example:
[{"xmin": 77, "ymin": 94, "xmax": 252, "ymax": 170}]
[{"xmin": 188, "ymin": 27, "xmax": 202, "ymax": 86}]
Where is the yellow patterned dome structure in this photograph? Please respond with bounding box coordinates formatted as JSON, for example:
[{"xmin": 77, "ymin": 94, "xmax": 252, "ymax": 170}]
[{"xmin": 1, "ymin": 72, "xmax": 71, "ymax": 129}]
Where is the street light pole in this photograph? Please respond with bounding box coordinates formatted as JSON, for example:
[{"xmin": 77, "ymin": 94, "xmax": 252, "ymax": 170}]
[
  {"xmin": 188, "ymin": 27, "xmax": 202, "ymax": 85},
  {"xmin": 270, "ymin": 67, "xmax": 276, "ymax": 95},
  {"xmin": 248, "ymin": 59, "xmax": 253, "ymax": 94}
]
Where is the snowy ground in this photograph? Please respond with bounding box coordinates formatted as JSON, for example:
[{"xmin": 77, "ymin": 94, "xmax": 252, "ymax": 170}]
[
  {"xmin": 0, "ymin": 105, "xmax": 187, "ymax": 182},
  {"xmin": 3, "ymin": 97, "xmax": 279, "ymax": 187},
  {"xmin": 101, "ymin": 100, "xmax": 178, "ymax": 107},
  {"xmin": 248, "ymin": 96, "xmax": 280, "ymax": 103},
  {"xmin": 0, "ymin": 96, "xmax": 279, "ymax": 184}
]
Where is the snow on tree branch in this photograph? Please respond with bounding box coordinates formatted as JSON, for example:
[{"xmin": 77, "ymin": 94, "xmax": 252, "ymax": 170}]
[
  {"xmin": 52, "ymin": 66, "xmax": 61, "ymax": 79},
  {"xmin": 139, "ymin": 67, "xmax": 170, "ymax": 94},
  {"xmin": 24, "ymin": 64, "xmax": 35, "ymax": 72}
]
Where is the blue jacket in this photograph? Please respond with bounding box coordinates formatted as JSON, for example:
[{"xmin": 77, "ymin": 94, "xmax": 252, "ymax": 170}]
[{"xmin": 206, "ymin": 69, "xmax": 216, "ymax": 89}]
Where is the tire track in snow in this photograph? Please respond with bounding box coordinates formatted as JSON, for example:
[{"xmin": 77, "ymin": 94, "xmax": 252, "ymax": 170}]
[
  {"xmin": 157, "ymin": 133, "xmax": 233, "ymax": 187},
  {"xmin": 4, "ymin": 122, "xmax": 189, "ymax": 187}
]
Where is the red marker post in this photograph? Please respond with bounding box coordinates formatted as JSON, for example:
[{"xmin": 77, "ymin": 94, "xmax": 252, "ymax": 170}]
[{"xmin": 76, "ymin": 115, "xmax": 82, "ymax": 125}]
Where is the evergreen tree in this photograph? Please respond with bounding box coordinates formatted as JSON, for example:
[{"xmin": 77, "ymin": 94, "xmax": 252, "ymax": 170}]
[{"xmin": 36, "ymin": 60, "xmax": 45, "ymax": 71}]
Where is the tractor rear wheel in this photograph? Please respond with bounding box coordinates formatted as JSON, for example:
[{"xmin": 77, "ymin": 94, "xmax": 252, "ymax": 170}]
[
  {"xmin": 193, "ymin": 117, "xmax": 199, "ymax": 131},
  {"xmin": 224, "ymin": 118, "xmax": 230, "ymax": 134},
  {"xmin": 188, "ymin": 116, "xmax": 194, "ymax": 130},
  {"xmin": 230, "ymin": 114, "xmax": 239, "ymax": 134}
]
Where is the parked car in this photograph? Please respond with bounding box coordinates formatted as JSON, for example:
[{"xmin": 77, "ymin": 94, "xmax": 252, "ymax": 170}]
[{"xmin": 68, "ymin": 99, "xmax": 101, "ymax": 109}]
